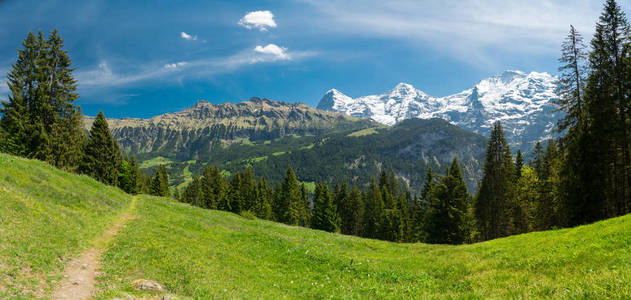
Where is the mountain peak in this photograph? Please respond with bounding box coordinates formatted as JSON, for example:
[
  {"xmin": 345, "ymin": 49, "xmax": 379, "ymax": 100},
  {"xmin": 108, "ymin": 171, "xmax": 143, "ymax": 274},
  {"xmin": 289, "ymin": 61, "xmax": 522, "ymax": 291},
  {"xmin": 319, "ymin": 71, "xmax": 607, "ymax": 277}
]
[
  {"xmin": 194, "ymin": 100, "xmax": 210, "ymax": 106},
  {"xmin": 317, "ymin": 88, "xmax": 352, "ymax": 111},
  {"xmin": 318, "ymin": 70, "xmax": 560, "ymax": 151},
  {"xmin": 394, "ymin": 82, "xmax": 415, "ymax": 90},
  {"xmin": 497, "ymin": 70, "xmax": 527, "ymax": 83}
]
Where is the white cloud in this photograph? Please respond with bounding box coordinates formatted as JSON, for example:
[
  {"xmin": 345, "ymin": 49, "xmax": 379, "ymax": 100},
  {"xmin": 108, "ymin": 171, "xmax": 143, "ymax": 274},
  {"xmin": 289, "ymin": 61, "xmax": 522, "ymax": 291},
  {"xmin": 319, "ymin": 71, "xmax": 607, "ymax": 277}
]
[
  {"xmin": 238, "ymin": 10, "xmax": 277, "ymax": 31},
  {"xmin": 254, "ymin": 44, "xmax": 290, "ymax": 60},
  {"xmin": 164, "ymin": 62, "xmax": 188, "ymax": 69},
  {"xmin": 300, "ymin": 0, "xmax": 610, "ymax": 67},
  {"xmin": 180, "ymin": 31, "xmax": 197, "ymax": 41},
  {"xmin": 74, "ymin": 47, "xmax": 313, "ymax": 92}
]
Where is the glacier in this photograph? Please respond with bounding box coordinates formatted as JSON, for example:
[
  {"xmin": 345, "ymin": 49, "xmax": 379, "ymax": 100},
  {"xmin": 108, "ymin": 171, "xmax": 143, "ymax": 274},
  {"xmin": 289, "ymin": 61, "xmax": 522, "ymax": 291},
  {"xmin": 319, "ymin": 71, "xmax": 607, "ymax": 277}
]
[{"xmin": 317, "ymin": 70, "xmax": 561, "ymax": 152}]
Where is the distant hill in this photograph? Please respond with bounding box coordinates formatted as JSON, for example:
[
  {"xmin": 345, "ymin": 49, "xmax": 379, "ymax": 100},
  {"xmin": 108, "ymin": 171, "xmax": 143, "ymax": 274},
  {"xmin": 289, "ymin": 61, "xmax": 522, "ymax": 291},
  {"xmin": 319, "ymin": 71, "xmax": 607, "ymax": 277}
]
[
  {"xmin": 85, "ymin": 99, "xmax": 487, "ymax": 191},
  {"xmin": 2, "ymin": 153, "xmax": 630, "ymax": 299},
  {"xmin": 318, "ymin": 70, "xmax": 561, "ymax": 152}
]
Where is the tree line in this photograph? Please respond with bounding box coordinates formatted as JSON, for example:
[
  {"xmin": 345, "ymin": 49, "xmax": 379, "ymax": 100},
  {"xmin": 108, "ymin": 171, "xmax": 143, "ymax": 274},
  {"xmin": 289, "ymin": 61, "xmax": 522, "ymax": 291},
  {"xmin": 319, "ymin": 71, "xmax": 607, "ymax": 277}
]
[{"xmin": 0, "ymin": 30, "xmax": 170, "ymax": 198}]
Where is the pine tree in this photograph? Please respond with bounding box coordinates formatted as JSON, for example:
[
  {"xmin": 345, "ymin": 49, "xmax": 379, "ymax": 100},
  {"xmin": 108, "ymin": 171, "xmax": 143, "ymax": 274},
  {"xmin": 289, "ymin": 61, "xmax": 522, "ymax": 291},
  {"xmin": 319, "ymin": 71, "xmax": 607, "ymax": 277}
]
[
  {"xmin": 0, "ymin": 30, "xmax": 84, "ymax": 168},
  {"xmin": 563, "ymin": 0, "xmax": 631, "ymax": 224},
  {"xmin": 362, "ymin": 177, "xmax": 383, "ymax": 238},
  {"xmin": 424, "ymin": 157, "xmax": 472, "ymax": 244},
  {"xmin": 80, "ymin": 111, "xmax": 120, "ymax": 185},
  {"xmin": 535, "ymin": 140, "xmax": 561, "ymax": 230},
  {"xmin": 282, "ymin": 167, "xmax": 304, "ymax": 225},
  {"xmin": 475, "ymin": 122, "xmax": 515, "ymax": 240},
  {"xmin": 240, "ymin": 168, "xmax": 257, "ymax": 212},
  {"xmin": 515, "ymin": 150, "xmax": 524, "ymax": 179},
  {"xmin": 151, "ymin": 165, "xmax": 169, "ymax": 197},
  {"xmin": 118, "ymin": 158, "xmax": 135, "ymax": 194},
  {"xmin": 514, "ymin": 166, "xmax": 538, "ymax": 232},
  {"xmin": 312, "ymin": 183, "xmax": 340, "ymax": 232},
  {"xmin": 555, "ymin": 25, "xmax": 587, "ymax": 140},
  {"xmin": 253, "ymin": 178, "xmax": 273, "ymax": 220},
  {"xmin": 340, "ymin": 185, "xmax": 364, "ymax": 236},
  {"xmin": 228, "ymin": 172, "xmax": 242, "ymax": 213}
]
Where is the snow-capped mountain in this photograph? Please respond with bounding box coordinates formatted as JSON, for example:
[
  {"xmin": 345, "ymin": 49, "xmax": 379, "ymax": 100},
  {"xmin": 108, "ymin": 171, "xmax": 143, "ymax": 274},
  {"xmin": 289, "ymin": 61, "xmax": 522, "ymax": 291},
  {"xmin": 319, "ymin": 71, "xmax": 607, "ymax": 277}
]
[{"xmin": 317, "ymin": 70, "xmax": 561, "ymax": 151}]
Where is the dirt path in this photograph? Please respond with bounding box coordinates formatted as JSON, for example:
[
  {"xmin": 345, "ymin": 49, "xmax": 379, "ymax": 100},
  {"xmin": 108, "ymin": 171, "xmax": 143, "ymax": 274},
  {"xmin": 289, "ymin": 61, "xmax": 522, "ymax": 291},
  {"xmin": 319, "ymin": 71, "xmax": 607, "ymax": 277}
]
[{"xmin": 52, "ymin": 196, "xmax": 137, "ymax": 300}]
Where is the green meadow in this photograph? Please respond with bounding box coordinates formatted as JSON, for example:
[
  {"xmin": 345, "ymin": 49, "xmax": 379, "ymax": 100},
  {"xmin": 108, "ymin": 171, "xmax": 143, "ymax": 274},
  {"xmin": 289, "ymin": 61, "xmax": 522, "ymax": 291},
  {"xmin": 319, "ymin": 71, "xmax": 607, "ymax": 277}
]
[{"xmin": 1, "ymin": 153, "xmax": 630, "ymax": 299}]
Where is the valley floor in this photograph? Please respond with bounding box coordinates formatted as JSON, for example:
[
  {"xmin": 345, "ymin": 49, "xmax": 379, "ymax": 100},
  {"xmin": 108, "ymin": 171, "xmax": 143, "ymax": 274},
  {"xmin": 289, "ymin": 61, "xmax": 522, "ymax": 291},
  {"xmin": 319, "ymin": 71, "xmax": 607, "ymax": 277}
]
[{"xmin": 1, "ymin": 153, "xmax": 630, "ymax": 299}]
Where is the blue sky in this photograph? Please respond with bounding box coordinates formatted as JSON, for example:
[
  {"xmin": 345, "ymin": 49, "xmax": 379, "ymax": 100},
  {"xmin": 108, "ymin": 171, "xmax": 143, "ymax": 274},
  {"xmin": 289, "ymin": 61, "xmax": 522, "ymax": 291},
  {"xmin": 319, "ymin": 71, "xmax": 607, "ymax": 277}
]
[{"xmin": 0, "ymin": 0, "xmax": 621, "ymax": 118}]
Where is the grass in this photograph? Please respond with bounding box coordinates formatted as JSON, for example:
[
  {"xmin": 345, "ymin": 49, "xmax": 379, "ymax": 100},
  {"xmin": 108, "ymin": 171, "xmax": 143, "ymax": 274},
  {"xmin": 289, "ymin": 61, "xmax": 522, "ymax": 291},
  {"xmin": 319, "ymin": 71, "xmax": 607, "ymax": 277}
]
[
  {"xmin": 139, "ymin": 156, "xmax": 174, "ymax": 168},
  {"xmin": 0, "ymin": 153, "xmax": 131, "ymax": 298},
  {"xmin": 97, "ymin": 197, "xmax": 631, "ymax": 299},
  {"xmin": 1, "ymin": 153, "xmax": 631, "ymax": 299},
  {"xmin": 347, "ymin": 128, "xmax": 378, "ymax": 137}
]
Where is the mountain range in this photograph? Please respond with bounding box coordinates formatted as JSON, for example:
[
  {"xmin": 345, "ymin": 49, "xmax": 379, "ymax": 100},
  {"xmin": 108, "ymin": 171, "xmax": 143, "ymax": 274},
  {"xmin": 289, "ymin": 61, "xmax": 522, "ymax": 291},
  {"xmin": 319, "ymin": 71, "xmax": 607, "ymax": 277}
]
[
  {"xmin": 86, "ymin": 98, "xmax": 486, "ymax": 191},
  {"xmin": 317, "ymin": 70, "xmax": 561, "ymax": 152}
]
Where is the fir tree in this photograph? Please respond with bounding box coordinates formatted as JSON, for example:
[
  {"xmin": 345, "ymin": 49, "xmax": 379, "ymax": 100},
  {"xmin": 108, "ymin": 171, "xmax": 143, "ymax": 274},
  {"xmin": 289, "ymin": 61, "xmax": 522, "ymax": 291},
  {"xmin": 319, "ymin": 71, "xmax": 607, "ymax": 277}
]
[
  {"xmin": 362, "ymin": 177, "xmax": 383, "ymax": 238},
  {"xmin": 151, "ymin": 165, "xmax": 169, "ymax": 197},
  {"xmin": 475, "ymin": 122, "xmax": 515, "ymax": 240},
  {"xmin": 340, "ymin": 185, "xmax": 364, "ymax": 236},
  {"xmin": 282, "ymin": 167, "xmax": 304, "ymax": 225},
  {"xmin": 424, "ymin": 157, "xmax": 472, "ymax": 244},
  {"xmin": 515, "ymin": 150, "xmax": 524, "ymax": 179},
  {"xmin": 0, "ymin": 30, "xmax": 83, "ymax": 169},
  {"xmin": 253, "ymin": 178, "xmax": 274, "ymax": 220},
  {"xmin": 80, "ymin": 111, "xmax": 120, "ymax": 185},
  {"xmin": 312, "ymin": 183, "xmax": 340, "ymax": 232},
  {"xmin": 555, "ymin": 25, "xmax": 587, "ymax": 143}
]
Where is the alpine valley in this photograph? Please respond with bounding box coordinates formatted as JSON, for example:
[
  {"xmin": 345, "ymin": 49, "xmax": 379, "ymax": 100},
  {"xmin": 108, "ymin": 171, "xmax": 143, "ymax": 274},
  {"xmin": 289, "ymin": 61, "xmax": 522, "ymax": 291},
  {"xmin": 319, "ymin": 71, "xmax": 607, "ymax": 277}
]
[
  {"xmin": 317, "ymin": 70, "xmax": 561, "ymax": 152},
  {"xmin": 86, "ymin": 98, "xmax": 487, "ymax": 192}
]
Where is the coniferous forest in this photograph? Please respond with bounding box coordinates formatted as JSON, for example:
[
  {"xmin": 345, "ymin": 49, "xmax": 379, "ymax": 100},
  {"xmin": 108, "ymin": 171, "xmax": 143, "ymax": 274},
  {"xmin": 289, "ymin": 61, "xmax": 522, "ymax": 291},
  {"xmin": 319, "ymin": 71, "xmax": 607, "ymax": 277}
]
[{"xmin": 2, "ymin": 0, "xmax": 631, "ymax": 246}]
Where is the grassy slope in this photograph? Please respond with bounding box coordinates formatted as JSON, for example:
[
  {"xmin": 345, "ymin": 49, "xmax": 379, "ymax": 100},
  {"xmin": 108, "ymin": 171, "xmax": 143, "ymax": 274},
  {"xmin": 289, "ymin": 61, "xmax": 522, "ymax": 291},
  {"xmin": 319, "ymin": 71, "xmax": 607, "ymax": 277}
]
[
  {"xmin": 0, "ymin": 153, "xmax": 131, "ymax": 298},
  {"xmin": 1, "ymin": 154, "xmax": 630, "ymax": 299},
  {"xmin": 98, "ymin": 195, "xmax": 631, "ymax": 299}
]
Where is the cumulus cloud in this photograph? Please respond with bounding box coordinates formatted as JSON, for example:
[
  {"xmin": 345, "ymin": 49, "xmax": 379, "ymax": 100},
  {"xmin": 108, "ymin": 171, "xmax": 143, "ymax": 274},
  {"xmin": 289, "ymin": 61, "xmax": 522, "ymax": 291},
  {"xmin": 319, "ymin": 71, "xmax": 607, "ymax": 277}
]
[
  {"xmin": 254, "ymin": 44, "xmax": 290, "ymax": 60},
  {"xmin": 180, "ymin": 31, "xmax": 197, "ymax": 41},
  {"xmin": 238, "ymin": 10, "xmax": 277, "ymax": 31}
]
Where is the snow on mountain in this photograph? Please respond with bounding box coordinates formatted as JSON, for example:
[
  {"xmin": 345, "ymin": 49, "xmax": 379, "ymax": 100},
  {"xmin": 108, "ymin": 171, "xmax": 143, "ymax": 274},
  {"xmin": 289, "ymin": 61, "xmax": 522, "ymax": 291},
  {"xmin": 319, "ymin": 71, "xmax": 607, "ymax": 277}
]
[{"xmin": 316, "ymin": 71, "xmax": 561, "ymax": 151}]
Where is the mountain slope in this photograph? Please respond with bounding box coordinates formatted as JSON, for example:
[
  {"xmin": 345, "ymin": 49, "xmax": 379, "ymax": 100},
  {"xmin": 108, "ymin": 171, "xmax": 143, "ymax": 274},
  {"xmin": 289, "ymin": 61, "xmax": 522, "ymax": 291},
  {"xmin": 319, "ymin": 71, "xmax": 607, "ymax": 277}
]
[
  {"xmin": 85, "ymin": 97, "xmax": 374, "ymax": 159},
  {"xmin": 0, "ymin": 153, "xmax": 131, "ymax": 298},
  {"xmin": 1, "ymin": 153, "xmax": 630, "ymax": 299},
  {"xmin": 145, "ymin": 117, "xmax": 486, "ymax": 192},
  {"xmin": 89, "ymin": 99, "xmax": 486, "ymax": 191},
  {"xmin": 318, "ymin": 71, "xmax": 561, "ymax": 151}
]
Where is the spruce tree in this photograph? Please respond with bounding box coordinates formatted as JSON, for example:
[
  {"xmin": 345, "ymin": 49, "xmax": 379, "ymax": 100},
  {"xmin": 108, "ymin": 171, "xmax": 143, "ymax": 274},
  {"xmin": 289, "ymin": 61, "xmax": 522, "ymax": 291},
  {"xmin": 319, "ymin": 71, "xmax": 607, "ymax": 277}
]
[
  {"xmin": 0, "ymin": 30, "xmax": 84, "ymax": 168},
  {"xmin": 515, "ymin": 150, "xmax": 524, "ymax": 179},
  {"xmin": 555, "ymin": 25, "xmax": 587, "ymax": 142},
  {"xmin": 341, "ymin": 185, "xmax": 364, "ymax": 236},
  {"xmin": 282, "ymin": 167, "xmax": 303, "ymax": 225},
  {"xmin": 80, "ymin": 111, "xmax": 120, "ymax": 185},
  {"xmin": 151, "ymin": 165, "xmax": 169, "ymax": 197},
  {"xmin": 535, "ymin": 140, "xmax": 561, "ymax": 230},
  {"xmin": 312, "ymin": 183, "xmax": 340, "ymax": 232},
  {"xmin": 362, "ymin": 177, "xmax": 383, "ymax": 238},
  {"xmin": 253, "ymin": 178, "xmax": 273, "ymax": 220},
  {"xmin": 228, "ymin": 173, "xmax": 242, "ymax": 213},
  {"xmin": 424, "ymin": 157, "xmax": 472, "ymax": 244},
  {"xmin": 475, "ymin": 122, "xmax": 515, "ymax": 240}
]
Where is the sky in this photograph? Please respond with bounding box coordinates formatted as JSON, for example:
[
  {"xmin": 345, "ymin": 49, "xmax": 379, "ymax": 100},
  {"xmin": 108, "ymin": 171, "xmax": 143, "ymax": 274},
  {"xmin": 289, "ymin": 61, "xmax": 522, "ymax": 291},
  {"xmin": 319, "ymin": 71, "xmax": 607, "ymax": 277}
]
[{"xmin": 0, "ymin": 0, "xmax": 623, "ymax": 118}]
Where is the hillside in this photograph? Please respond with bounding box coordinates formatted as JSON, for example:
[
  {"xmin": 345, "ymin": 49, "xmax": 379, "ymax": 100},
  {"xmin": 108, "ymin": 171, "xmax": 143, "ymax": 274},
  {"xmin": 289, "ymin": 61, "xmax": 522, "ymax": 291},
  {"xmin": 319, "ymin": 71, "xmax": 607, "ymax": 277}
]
[
  {"xmin": 1, "ymin": 153, "xmax": 630, "ymax": 299},
  {"xmin": 88, "ymin": 99, "xmax": 487, "ymax": 192},
  {"xmin": 143, "ymin": 118, "xmax": 486, "ymax": 192},
  {"xmin": 318, "ymin": 71, "xmax": 561, "ymax": 152}
]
